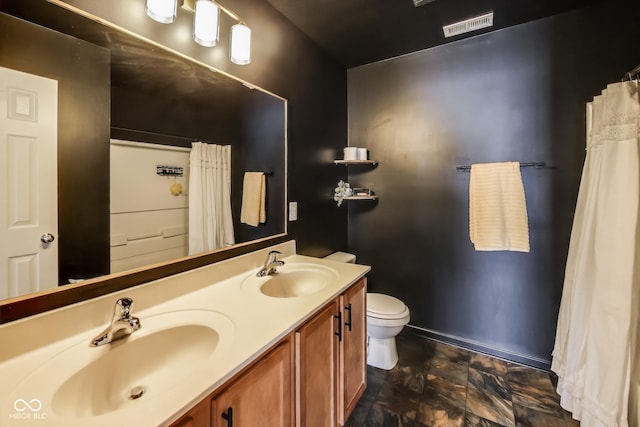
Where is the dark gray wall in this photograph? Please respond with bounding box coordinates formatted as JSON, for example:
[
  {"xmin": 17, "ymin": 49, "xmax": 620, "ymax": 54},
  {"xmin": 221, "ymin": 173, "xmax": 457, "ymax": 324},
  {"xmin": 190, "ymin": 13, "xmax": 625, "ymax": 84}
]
[
  {"xmin": 347, "ymin": 0, "xmax": 640, "ymax": 368},
  {"xmin": 230, "ymin": 92, "xmax": 286, "ymax": 243}
]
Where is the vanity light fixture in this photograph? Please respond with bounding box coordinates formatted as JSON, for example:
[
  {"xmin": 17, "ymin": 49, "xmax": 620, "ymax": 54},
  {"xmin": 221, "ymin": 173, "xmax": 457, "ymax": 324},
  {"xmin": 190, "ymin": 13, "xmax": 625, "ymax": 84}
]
[
  {"xmin": 193, "ymin": 0, "xmax": 220, "ymax": 47},
  {"xmin": 230, "ymin": 23, "xmax": 251, "ymax": 65},
  {"xmin": 149, "ymin": 0, "xmax": 252, "ymax": 65},
  {"xmin": 145, "ymin": 0, "xmax": 178, "ymax": 24}
]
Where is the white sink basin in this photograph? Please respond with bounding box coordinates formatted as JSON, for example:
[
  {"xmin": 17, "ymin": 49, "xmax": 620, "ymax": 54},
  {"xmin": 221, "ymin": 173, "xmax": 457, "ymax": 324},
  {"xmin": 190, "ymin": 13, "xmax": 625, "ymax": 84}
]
[
  {"xmin": 242, "ymin": 263, "xmax": 338, "ymax": 298},
  {"xmin": 8, "ymin": 309, "xmax": 234, "ymax": 422}
]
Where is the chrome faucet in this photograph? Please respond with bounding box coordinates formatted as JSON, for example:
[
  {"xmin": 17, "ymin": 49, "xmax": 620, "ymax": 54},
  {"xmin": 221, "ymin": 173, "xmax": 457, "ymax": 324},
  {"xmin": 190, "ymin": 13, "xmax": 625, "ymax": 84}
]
[
  {"xmin": 257, "ymin": 250, "xmax": 285, "ymax": 277},
  {"xmin": 90, "ymin": 297, "xmax": 141, "ymax": 347}
]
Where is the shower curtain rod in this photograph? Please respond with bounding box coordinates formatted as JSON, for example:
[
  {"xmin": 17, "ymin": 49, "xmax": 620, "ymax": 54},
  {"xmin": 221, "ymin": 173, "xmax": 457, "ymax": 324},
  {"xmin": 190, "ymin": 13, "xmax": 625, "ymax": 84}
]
[{"xmin": 456, "ymin": 161, "xmax": 547, "ymax": 171}]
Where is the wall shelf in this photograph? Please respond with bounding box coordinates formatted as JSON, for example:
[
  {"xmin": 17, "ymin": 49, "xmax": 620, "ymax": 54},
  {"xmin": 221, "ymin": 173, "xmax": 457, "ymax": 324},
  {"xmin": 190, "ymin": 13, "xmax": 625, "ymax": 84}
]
[
  {"xmin": 333, "ymin": 160, "xmax": 378, "ymax": 166},
  {"xmin": 342, "ymin": 196, "xmax": 378, "ymax": 201},
  {"xmin": 333, "ymin": 156, "xmax": 378, "ymax": 206}
]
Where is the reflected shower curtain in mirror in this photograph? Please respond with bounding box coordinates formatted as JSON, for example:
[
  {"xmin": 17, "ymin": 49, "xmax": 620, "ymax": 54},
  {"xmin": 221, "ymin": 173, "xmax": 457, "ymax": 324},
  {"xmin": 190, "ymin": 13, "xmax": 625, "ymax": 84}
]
[
  {"xmin": 552, "ymin": 81, "xmax": 640, "ymax": 427},
  {"xmin": 188, "ymin": 142, "xmax": 234, "ymax": 254}
]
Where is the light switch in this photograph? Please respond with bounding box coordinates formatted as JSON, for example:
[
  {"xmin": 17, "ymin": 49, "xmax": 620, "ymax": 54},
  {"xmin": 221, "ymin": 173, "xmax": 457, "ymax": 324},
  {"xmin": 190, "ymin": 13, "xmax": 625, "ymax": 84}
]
[{"xmin": 289, "ymin": 201, "xmax": 298, "ymax": 221}]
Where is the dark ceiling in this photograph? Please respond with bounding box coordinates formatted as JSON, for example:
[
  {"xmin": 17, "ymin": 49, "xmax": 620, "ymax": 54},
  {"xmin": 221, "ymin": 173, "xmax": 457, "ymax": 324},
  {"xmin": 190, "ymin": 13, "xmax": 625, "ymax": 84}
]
[{"xmin": 266, "ymin": 0, "xmax": 602, "ymax": 68}]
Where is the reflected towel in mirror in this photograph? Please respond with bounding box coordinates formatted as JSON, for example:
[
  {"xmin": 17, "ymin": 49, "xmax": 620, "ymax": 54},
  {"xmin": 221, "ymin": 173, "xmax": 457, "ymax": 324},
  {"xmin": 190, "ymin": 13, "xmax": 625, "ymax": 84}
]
[{"xmin": 241, "ymin": 172, "xmax": 266, "ymax": 227}]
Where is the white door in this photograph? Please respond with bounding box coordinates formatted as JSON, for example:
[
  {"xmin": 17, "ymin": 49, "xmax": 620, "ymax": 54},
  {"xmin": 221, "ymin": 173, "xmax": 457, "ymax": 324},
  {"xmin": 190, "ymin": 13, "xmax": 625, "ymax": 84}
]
[{"xmin": 0, "ymin": 67, "xmax": 58, "ymax": 299}]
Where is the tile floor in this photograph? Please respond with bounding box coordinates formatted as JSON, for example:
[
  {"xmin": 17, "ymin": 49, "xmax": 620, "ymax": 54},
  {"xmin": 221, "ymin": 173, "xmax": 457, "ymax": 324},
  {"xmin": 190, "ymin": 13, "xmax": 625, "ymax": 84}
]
[{"xmin": 345, "ymin": 330, "xmax": 579, "ymax": 427}]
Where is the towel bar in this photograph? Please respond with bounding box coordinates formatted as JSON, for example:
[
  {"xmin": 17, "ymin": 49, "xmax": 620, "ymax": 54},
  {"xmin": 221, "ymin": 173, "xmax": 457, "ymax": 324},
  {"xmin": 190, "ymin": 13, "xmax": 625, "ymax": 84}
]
[{"xmin": 456, "ymin": 161, "xmax": 546, "ymax": 171}]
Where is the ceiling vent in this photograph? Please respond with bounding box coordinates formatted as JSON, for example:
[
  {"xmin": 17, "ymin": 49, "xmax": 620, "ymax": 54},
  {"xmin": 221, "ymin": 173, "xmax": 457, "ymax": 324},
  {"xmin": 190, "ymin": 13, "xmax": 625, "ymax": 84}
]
[
  {"xmin": 442, "ymin": 12, "xmax": 494, "ymax": 38},
  {"xmin": 413, "ymin": 0, "xmax": 438, "ymax": 6}
]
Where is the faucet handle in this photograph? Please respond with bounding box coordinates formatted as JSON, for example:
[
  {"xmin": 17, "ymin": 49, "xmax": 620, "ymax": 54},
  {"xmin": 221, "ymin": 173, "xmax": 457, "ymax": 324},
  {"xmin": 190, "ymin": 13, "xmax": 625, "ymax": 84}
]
[
  {"xmin": 90, "ymin": 297, "xmax": 140, "ymax": 347},
  {"xmin": 257, "ymin": 251, "xmax": 285, "ymax": 277},
  {"xmin": 114, "ymin": 297, "xmax": 134, "ymax": 319}
]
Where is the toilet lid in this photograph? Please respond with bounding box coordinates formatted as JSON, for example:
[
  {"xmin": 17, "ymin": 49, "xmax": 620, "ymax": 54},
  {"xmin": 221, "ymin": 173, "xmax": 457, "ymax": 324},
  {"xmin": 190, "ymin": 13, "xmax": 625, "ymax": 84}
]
[{"xmin": 367, "ymin": 293, "xmax": 406, "ymax": 316}]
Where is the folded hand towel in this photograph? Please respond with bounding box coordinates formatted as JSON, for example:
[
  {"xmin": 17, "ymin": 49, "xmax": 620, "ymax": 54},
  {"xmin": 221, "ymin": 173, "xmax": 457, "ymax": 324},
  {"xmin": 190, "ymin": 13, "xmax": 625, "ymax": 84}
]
[
  {"xmin": 469, "ymin": 162, "xmax": 530, "ymax": 252},
  {"xmin": 241, "ymin": 172, "xmax": 266, "ymax": 227}
]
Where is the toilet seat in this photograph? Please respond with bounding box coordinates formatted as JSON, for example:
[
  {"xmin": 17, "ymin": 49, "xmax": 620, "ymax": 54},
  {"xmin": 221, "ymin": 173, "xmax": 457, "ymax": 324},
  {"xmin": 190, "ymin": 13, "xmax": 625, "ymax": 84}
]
[
  {"xmin": 367, "ymin": 312, "xmax": 410, "ymax": 327},
  {"xmin": 367, "ymin": 293, "xmax": 409, "ymax": 320}
]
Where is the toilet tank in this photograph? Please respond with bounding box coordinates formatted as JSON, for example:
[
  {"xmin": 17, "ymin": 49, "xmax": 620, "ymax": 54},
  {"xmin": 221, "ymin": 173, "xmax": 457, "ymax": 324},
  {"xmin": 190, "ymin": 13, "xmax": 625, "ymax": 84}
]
[{"xmin": 323, "ymin": 252, "xmax": 356, "ymax": 263}]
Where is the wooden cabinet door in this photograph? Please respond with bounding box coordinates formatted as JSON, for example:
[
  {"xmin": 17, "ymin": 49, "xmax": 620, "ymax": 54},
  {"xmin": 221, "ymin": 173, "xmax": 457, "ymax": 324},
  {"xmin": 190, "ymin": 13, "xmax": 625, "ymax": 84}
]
[
  {"xmin": 339, "ymin": 278, "xmax": 367, "ymax": 425},
  {"xmin": 295, "ymin": 300, "xmax": 340, "ymax": 427},
  {"xmin": 170, "ymin": 397, "xmax": 211, "ymax": 427},
  {"xmin": 212, "ymin": 338, "xmax": 294, "ymax": 427}
]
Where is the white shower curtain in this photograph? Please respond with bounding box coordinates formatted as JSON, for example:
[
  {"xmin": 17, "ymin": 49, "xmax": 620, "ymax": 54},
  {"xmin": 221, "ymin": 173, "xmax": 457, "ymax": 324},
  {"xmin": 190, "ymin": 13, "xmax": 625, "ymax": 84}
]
[
  {"xmin": 188, "ymin": 142, "xmax": 234, "ymax": 255},
  {"xmin": 552, "ymin": 81, "xmax": 640, "ymax": 427}
]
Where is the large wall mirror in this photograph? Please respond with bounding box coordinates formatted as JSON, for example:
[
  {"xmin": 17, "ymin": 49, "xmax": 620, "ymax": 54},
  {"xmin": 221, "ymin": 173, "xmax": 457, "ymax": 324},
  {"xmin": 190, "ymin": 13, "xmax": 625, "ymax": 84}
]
[{"xmin": 0, "ymin": 0, "xmax": 287, "ymax": 322}]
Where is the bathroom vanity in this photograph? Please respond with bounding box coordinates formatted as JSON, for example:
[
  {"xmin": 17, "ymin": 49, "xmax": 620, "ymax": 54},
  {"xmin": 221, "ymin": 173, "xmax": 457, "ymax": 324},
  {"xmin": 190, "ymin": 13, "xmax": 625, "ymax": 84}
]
[
  {"xmin": 172, "ymin": 277, "xmax": 366, "ymax": 427},
  {"xmin": 0, "ymin": 241, "xmax": 369, "ymax": 427}
]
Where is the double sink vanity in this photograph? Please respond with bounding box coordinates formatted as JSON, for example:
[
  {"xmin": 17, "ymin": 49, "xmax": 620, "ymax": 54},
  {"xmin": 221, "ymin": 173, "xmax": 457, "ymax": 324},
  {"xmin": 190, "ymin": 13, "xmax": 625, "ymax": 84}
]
[{"xmin": 0, "ymin": 241, "xmax": 369, "ymax": 426}]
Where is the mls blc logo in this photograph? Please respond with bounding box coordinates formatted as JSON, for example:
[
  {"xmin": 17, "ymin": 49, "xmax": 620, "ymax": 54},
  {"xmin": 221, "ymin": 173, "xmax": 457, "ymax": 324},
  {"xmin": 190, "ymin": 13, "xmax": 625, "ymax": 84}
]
[{"xmin": 10, "ymin": 398, "xmax": 47, "ymax": 420}]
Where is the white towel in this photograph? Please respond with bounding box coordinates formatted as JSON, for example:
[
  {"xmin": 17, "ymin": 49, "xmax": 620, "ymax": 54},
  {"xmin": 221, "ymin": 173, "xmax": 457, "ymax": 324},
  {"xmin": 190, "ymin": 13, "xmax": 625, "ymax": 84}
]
[
  {"xmin": 240, "ymin": 172, "xmax": 266, "ymax": 227},
  {"xmin": 469, "ymin": 162, "xmax": 530, "ymax": 252}
]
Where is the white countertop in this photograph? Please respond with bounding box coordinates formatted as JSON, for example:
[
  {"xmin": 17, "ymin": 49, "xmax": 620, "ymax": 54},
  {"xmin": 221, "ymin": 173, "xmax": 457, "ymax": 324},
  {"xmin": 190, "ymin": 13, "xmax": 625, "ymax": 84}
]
[{"xmin": 0, "ymin": 241, "xmax": 370, "ymax": 426}]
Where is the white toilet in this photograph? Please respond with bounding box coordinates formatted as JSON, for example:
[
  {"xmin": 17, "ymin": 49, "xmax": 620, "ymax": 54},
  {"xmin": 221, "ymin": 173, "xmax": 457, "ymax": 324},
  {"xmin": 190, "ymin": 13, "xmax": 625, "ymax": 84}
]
[
  {"xmin": 324, "ymin": 252, "xmax": 410, "ymax": 370},
  {"xmin": 366, "ymin": 293, "xmax": 410, "ymax": 369}
]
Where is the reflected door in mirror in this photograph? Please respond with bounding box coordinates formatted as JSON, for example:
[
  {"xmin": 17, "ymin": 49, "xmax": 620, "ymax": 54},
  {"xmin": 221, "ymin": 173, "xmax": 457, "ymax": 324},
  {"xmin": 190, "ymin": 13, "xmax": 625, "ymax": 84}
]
[{"xmin": 0, "ymin": 67, "xmax": 58, "ymax": 299}]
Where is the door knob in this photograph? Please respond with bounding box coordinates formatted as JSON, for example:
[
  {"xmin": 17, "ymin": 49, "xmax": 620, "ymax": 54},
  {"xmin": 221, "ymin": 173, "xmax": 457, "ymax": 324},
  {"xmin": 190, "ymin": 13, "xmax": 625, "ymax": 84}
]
[{"xmin": 40, "ymin": 233, "xmax": 55, "ymax": 244}]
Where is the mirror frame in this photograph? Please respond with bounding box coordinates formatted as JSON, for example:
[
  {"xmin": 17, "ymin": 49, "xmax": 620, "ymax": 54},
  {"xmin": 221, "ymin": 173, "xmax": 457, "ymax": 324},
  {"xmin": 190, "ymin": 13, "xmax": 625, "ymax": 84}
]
[{"xmin": 0, "ymin": 0, "xmax": 289, "ymax": 324}]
